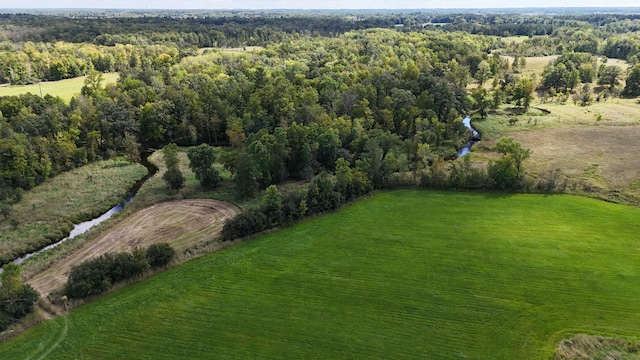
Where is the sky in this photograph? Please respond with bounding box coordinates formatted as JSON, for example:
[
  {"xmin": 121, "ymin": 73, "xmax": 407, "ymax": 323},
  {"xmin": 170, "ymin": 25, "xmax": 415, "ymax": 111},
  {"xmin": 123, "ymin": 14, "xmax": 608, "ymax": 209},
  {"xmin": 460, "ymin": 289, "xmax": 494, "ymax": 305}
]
[{"xmin": 4, "ymin": 0, "xmax": 639, "ymax": 9}]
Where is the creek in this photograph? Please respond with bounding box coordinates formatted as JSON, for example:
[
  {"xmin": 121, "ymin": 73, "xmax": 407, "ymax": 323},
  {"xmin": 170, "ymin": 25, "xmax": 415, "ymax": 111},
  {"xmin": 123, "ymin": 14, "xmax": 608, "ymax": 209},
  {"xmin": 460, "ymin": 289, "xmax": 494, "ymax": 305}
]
[
  {"xmin": 456, "ymin": 116, "xmax": 480, "ymax": 158},
  {"xmin": 9, "ymin": 155, "xmax": 157, "ymax": 266}
]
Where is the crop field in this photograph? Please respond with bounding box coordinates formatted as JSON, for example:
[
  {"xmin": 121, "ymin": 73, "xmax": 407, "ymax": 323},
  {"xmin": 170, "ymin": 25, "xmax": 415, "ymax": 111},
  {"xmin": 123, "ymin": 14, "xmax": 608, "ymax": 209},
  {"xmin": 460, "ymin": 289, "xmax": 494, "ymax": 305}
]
[
  {"xmin": 0, "ymin": 159, "xmax": 147, "ymax": 266},
  {"xmin": 2, "ymin": 190, "xmax": 640, "ymax": 359},
  {"xmin": 0, "ymin": 73, "xmax": 119, "ymax": 102},
  {"xmin": 28, "ymin": 199, "xmax": 240, "ymax": 297}
]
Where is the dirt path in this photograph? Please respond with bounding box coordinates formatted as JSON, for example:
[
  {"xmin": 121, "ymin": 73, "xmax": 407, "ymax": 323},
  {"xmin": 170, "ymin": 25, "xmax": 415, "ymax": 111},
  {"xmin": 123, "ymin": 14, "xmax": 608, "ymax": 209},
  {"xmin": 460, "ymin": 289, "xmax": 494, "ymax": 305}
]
[{"xmin": 28, "ymin": 199, "xmax": 240, "ymax": 297}]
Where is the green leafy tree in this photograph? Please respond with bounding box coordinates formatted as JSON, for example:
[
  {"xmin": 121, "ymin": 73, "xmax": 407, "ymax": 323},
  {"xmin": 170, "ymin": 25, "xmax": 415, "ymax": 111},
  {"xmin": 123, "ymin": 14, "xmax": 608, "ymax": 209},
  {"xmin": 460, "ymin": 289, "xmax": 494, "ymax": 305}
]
[
  {"xmin": 475, "ymin": 60, "xmax": 491, "ymax": 85},
  {"xmin": 262, "ymin": 185, "xmax": 283, "ymax": 227},
  {"xmin": 81, "ymin": 71, "xmax": 105, "ymax": 98},
  {"xmin": 0, "ymin": 263, "xmax": 39, "ymax": 331},
  {"xmin": 162, "ymin": 143, "xmax": 184, "ymax": 190},
  {"xmin": 0, "ymin": 263, "xmax": 23, "ymax": 298},
  {"xmin": 512, "ymin": 77, "xmax": 535, "ymax": 110},
  {"xmin": 472, "ymin": 87, "xmax": 491, "ymax": 119},
  {"xmin": 623, "ymin": 65, "xmax": 640, "ymax": 97},
  {"xmin": 145, "ymin": 243, "xmax": 175, "ymax": 268},
  {"xmin": 187, "ymin": 144, "xmax": 221, "ymax": 189},
  {"xmin": 234, "ymin": 151, "xmax": 258, "ymax": 198},
  {"xmin": 488, "ymin": 137, "xmax": 531, "ymax": 189},
  {"xmin": 163, "ymin": 168, "xmax": 184, "ymax": 191},
  {"xmin": 598, "ymin": 65, "xmax": 623, "ymax": 90}
]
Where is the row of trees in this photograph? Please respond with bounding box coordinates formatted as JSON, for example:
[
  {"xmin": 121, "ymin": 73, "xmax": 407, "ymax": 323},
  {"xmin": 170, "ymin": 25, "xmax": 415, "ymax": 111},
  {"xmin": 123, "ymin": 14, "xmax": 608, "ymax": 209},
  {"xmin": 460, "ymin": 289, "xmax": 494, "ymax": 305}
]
[
  {"xmin": 222, "ymin": 136, "xmax": 532, "ymax": 241},
  {"xmin": 63, "ymin": 243, "xmax": 175, "ymax": 299}
]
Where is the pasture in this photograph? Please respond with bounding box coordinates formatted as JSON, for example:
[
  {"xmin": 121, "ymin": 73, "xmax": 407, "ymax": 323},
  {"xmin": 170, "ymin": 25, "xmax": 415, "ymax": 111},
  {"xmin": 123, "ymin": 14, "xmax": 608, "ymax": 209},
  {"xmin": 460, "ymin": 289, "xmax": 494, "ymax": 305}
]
[
  {"xmin": 0, "ymin": 73, "xmax": 119, "ymax": 102},
  {"xmin": 2, "ymin": 190, "xmax": 640, "ymax": 359}
]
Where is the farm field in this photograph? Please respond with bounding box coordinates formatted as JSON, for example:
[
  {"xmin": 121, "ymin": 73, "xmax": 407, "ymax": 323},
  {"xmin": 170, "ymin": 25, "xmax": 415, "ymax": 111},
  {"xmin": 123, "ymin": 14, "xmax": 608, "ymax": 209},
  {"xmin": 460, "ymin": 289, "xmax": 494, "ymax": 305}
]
[
  {"xmin": 28, "ymin": 199, "xmax": 240, "ymax": 297},
  {"xmin": 0, "ymin": 73, "xmax": 119, "ymax": 102},
  {"xmin": 2, "ymin": 190, "xmax": 640, "ymax": 359}
]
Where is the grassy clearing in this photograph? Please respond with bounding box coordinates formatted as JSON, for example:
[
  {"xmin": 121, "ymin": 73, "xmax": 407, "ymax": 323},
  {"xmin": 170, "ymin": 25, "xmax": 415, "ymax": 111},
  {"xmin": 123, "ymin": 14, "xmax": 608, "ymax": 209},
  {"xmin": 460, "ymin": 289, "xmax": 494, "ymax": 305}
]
[
  {"xmin": 3, "ymin": 190, "xmax": 640, "ymax": 359},
  {"xmin": 471, "ymin": 96, "xmax": 640, "ymax": 204},
  {"xmin": 0, "ymin": 73, "xmax": 119, "ymax": 102},
  {"xmin": 0, "ymin": 159, "xmax": 147, "ymax": 265}
]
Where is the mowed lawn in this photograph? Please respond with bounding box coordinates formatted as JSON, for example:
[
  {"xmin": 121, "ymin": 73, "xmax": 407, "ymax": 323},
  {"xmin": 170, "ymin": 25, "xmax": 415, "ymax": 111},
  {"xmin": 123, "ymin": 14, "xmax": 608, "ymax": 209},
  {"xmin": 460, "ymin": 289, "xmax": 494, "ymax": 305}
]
[{"xmin": 3, "ymin": 190, "xmax": 640, "ymax": 359}]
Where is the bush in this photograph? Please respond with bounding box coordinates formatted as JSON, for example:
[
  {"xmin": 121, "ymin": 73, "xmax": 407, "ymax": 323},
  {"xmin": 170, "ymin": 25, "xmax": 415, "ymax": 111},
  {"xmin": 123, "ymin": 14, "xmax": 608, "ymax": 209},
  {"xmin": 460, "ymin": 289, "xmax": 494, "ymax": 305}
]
[
  {"xmin": 108, "ymin": 249, "xmax": 149, "ymax": 283},
  {"xmin": 1, "ymin": 285, "xmax": 39, "ymax": 321},
  {"xmin": 222, "ymin": 207, "xmax": 267, "ymax": 241},
  {"xmin": 65, "ymin": 245, "xmax": 171, "ymax": 299},
  {"xmin": 146, "ymin": 243, "xmax": 175, "ymax": 268},
  {"xmin": 65, "ymin": 255, "xmax": 114, "ymax": 298},
  {"xmin": 163, "ymin": 167, "xmax": 185, "ymax": 190}
]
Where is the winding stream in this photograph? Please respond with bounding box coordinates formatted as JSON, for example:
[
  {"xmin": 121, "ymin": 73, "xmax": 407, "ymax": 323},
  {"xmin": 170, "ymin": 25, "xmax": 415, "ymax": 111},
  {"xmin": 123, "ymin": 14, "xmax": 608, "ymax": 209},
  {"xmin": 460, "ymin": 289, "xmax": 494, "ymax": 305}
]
[
  {"xmin": 9, "ymin": 155, "xmax": 157, "ymax": 266},
  {"xmin": 456, "ymin": 116, "xmax": 480, "ymax": 158}
]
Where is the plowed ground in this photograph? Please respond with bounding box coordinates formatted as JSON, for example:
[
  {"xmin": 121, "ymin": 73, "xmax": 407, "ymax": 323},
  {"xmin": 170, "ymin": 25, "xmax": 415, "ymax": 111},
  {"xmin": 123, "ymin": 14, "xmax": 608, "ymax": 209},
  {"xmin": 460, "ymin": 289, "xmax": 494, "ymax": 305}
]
[{"xmin": 28, "ymin": 199, "xmax": 240, "ymax": 297}]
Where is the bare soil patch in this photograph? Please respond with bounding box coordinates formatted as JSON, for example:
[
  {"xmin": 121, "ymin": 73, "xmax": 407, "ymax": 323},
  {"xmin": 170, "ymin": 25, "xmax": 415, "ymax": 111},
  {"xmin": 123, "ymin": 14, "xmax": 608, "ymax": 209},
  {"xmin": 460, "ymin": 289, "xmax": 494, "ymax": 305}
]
[{"xmin": 27, "ymin": 199, "xmax": 240, "ymax": 297}]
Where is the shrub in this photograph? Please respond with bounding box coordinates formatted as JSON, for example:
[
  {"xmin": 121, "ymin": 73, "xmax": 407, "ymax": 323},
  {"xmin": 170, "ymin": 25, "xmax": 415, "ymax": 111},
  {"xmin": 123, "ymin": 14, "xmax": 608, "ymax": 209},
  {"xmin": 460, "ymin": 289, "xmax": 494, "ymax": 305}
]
[
  {"xmin": 146, "ymin": 243, "xmax": 175, "ymax": 268},
  {"xmin": 1, "ymin": 285, "xmax": 39, "ymax": 320},
  {"xmin": 65, "ymin": 246, "xmax": 159, "ymax": 299},
  {"xmin": 222, "ymin": 207, "xmax": 267, "ymax": 241},
  {"xmin": 65, "ymin": 255, "xmax": 114, "ymax": 298},
  {"xmin": 163, "ymin": 167, "xmax": 184, "ymax": 190}
]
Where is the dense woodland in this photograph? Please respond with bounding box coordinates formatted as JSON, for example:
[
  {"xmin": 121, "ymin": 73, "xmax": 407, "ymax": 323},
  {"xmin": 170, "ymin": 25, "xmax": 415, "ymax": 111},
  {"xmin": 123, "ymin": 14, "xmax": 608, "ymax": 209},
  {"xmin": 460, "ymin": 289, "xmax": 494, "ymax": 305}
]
[{"xmin": 1, "ymin": 9, "xmax": 640, "ymax": 248}]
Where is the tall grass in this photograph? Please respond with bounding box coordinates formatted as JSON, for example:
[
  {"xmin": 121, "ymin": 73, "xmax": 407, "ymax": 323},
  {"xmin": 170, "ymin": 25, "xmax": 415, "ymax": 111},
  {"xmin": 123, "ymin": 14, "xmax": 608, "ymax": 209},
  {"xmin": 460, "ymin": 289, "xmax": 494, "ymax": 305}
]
[{"xmin": 0, "ymin": 159, "xmax": 147, "ymax": 265}]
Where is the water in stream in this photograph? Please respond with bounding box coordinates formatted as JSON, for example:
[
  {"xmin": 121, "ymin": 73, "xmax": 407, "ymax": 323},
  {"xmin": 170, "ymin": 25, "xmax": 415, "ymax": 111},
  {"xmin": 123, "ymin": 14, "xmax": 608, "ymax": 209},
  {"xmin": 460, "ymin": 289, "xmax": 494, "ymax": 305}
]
[
  {"xmin": 5, "ymin": 155, "xmax": 157, "ymax": 268},
  {"xmin": 12, "ymin": 197, "xmax": 133, "ymax": 265},
  {"xmin": 456, "ymin": 116, "xmax": 480, "ymax": 158}
]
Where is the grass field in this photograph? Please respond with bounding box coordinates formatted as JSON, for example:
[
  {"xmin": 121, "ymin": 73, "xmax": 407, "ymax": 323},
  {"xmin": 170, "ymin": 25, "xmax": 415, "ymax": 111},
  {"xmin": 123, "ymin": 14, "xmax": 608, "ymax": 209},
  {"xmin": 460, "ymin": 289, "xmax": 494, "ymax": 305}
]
[
  {"xmin": 0, "ymin": 73, "xmax": 119, "ymax": 102},
  {"xmin": 0, "ymin": 159, "xmax": 147, "ymax": 266},
  {"xmin": 3, "ymin": 190, "xmax": 640, "ymax": 359}
]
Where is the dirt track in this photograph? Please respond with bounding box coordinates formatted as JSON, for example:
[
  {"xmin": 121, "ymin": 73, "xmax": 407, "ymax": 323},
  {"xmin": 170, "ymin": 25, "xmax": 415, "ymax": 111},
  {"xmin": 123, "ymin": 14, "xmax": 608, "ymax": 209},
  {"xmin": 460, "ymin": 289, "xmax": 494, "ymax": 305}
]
[{"xmin": 28, "ymin": 199, "xmax": 240, "ymax": 297}]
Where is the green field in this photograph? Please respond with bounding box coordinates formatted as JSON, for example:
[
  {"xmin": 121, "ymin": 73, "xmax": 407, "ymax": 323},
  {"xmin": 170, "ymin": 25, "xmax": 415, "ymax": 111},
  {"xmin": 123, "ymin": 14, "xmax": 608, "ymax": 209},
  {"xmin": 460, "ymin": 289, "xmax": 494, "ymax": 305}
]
[
  {"xmin": 0, "ymin": 73, "xmax": 119, "ymax": 102},
  {"xmin": 3, "ymin": 190, "xmax": 640, "ymax": 359}
]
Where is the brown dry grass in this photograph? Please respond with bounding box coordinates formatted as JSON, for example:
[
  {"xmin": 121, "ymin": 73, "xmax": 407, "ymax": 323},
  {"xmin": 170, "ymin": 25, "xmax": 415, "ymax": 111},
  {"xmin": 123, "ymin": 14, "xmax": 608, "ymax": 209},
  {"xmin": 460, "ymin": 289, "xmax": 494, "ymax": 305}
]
[
  {"xmin": 555, "ymin": 334, "xmax": 640, "ymax": 359},
  {"xmin": 27, "ymin": 199, "xmax": 239, "ymax": 297},
  {"xmin": 509, "ymin": 125, "xmax": 640, "ymax": 191}
]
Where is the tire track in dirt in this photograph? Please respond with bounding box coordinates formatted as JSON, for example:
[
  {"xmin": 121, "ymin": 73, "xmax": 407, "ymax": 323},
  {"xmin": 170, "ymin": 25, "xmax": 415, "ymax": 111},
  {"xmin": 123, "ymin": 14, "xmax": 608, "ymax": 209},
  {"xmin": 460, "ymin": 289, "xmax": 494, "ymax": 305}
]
[{"xmin": 28, "ymin": 199, "xmax": 240, "ymax": 297}]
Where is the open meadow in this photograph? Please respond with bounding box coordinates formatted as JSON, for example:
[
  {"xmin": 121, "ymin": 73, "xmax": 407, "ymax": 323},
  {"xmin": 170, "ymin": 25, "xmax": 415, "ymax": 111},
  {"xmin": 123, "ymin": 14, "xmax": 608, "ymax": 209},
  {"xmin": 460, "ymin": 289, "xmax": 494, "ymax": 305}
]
[
  {"xmin": 0, "ymin": 73, "xmax": 119, "ymax": 103},
  {"xmin": 471, "ymin": 53, "xmax": 640, "ymax": 204},
  {"xmin": 2, "ymin": 190, "xmax": 640, "ymax": 359}
]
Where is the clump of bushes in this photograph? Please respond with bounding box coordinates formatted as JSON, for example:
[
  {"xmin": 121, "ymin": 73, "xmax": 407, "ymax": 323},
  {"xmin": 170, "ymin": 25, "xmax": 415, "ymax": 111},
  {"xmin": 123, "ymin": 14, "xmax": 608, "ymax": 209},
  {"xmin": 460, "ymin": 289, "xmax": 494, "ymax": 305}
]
[
  {"xmin": 64, "ymin": 243, "xmax": 175, "ymax": 299},
  {"xmin": 0, "ymin": 263, "xmax": 39, "ymax": 332}
]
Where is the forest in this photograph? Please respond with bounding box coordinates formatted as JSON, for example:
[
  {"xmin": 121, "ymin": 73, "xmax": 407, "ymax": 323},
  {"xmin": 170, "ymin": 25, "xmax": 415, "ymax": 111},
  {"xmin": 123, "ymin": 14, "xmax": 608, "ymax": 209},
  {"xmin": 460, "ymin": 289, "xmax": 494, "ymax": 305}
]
[{"xmin": 2, "ymin": 9, "xmax": 640, "ymax": 356}]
